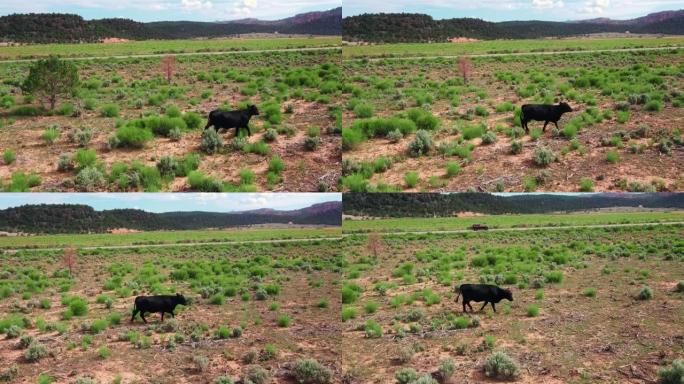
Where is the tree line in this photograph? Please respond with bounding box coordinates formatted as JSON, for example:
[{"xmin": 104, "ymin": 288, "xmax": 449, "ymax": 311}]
[
  {"xmin": 343, "ymin": 193, "xmax": 684, "ymax": 217},
  {"xmin": 342, "ymin": 12, "xmax": 684, "ymax": 43},
  {"xmin": 0, "ymin": 203, "xmax": 341, "ymax": 234}
]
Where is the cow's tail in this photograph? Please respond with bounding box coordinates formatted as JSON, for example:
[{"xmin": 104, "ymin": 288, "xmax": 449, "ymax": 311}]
[{"xmin": 454, "ymin": 285, "xmax": 461, "ymax": 303}]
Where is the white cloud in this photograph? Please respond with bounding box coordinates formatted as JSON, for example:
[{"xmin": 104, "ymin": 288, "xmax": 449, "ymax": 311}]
[
  {"xmin": 181, "ymin": 0, "xmax": 213, "ymax": 11},
  {"xmin": 232, "ymin": 0, "xmax": 258, "ymax": 16},
  {"xmin": 580, "ymin": 0, "xmax": 610, "ymax": 13},
  {"xmin": 532, "ymin": 0, "xmax": 565, "ymax": 9}
]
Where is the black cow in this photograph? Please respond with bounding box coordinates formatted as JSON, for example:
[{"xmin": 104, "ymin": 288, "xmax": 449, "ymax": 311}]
[
  {"xmin": 455, "ymin": 284, "xmax": 513, "ymax": 313},
  {"xmin": 521, "ymin": 102, "xmax": 572, "ymax": 132},
  {"xmin": 204, "ymin": 105, "xmax": 259, "ymax": 137},
  {"xmin": 130, "ymin": 293, "xmax": 187, "ymax": 323}
]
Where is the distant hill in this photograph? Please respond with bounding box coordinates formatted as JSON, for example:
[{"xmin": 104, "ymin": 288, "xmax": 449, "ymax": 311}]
[
  {"xmin": 343, "ymin": 193, "xmax": 684, "ymax": 217},
  {"xmin": 0, "ymin": 201, "xmax": 341, "ymax": 234},
  {"xmin": 342, "ymin": 10, "xmax": 684, "ymax": 43},
  {"xmin": 0, "ymin": 8, "xmax": 341, "ymax": 44}
]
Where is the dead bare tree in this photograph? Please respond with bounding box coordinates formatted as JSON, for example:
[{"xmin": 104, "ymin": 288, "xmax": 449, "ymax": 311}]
[
  {"xmin": 366, "ymin": 232, "xmax": 383, "ymax": 258},
  {"xmin": 62, "ymin": 248, "xmax": 77, "ymax": 277},
  {"xmin": 458, "ymin": 56, "xmax": 472, "ymax": 85},
  {"xmin": 161, "ymin": 55, "xmax": 176, "ymax": 83}
]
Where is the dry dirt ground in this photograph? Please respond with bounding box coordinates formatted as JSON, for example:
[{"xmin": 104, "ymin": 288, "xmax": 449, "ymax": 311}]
[
  {"xmin": 0, "ymin": 51, "xmax": 341, "ymax": 192},
  {"xmin": 340, "ymin": 226, "xmax": 684, "ymax": 383},
  {"xmin": 342, "ymin": 51, "xmax": 684, "ymax": 192},
  {"xmin": 0, "ymin": 241, "xmax": 341, "ymax": 383}
]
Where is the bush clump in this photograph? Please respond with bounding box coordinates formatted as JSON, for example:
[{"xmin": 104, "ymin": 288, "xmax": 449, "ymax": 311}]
[
  {"xmin": 116, "ymin": 125, "xmax": 153, "ymax": 148},
  {"xmin": 637, "ymin": 286, "xmax": 653, "ymax": 300},
  {"xmin": 408, "ymin": 130, "xmax": 433, "ymax": 157},
  {"xmin": 201, "ymin": 129, "xmax": 223, "ymax": 154},
  {"xmin": 484, "ymin": 352, "xmax": 519, "ymax": 380},
  {"xmin": 532, "ymin": 146, "xmax": 555, "ymax": 166},
  {"xmin": 658, "ymin": 360, "xmax": 684, "ymax": 384},
  {"xmin": 291, "ymin": 359, "xmax": 332, "ymax": 384}
]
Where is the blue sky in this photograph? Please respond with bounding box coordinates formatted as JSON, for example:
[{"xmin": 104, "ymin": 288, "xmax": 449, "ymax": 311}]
[
  {"xmin": 0, "ymin": 193, "xmax": 341, "ymax": 213},
  {"xmin": 343, "ymin": 0, "xmax": 684, "ymax": 21},
  {"xmin": 0, "ymin": 0, "xmax": 341, "ymax": 22}
]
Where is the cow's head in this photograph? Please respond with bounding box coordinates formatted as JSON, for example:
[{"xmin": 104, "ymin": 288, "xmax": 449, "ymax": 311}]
[
  {"xmin": 175, "ymin": 293, "xmax": 188, "ymax": 306},
  {"xmin": 247, "ymin": 104, "xmax": 259, "ymax": 116},
  {"xmin": 558, "ymin": 102, "xmax": 572, "ymax": 113},
  {"xmin": 500, "ymin": 288, "xmax": 513, "ymax": 301}
]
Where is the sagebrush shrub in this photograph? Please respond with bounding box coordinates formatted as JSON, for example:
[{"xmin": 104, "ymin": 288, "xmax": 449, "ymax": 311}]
[
  {"xmin": 291, "ymin": 359, "xmax": 332, "ymax": 384},
  {"xmin": 201, "ymin": 129, "xmax": 223, "ymax": 154},
  {"xmin": 484, "ymin": 352, "xmax": 519, "ymax": 379},
  {"xmin": 408, "ymin": 130, "xmax": 433, "ymax": 157}
]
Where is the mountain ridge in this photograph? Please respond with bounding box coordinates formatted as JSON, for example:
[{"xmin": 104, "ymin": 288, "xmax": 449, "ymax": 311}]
[{"xmin": 0, "ymin": 201, "xmax": 342, "ymax": 234}]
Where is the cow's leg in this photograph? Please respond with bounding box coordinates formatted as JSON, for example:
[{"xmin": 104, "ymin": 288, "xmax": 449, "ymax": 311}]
[
  {"xmin": 542, "ymin": 121, "xmax": 549, "ymax": 132},
  {"xmin": 479, "ymin": 301, "xmax": 489, "ymax": 312},
  {"xmin": 554, "ymin": 121, "xmax": 559, "ymax": 129},
  {"xmin": 462, "ymin": 301, "xmax": 468, "ymax": 313},
  {"xmin": 170, "ymin": 311, "xmax": 175, "ymax": 318},
  {"xmin": 247, "ymin": 125, "xmax": 251, "ymax": 137},
  {"xmin": 522, "ymin": 119, "xmax": 528, "ymax": 133},
  {"xmin": 491, "ymin": 303, "xmax": 497, "ymax": 313},
  {"xmin": 140, "ymin": 312, "xmax": 147, "ymax": 324},
  {"xmin": 467, "ymin": 302, "xmax": 474, "ymax": 312},
  {"xmin": 204, "ymin": 122, "xmax": 212, "ymax": 130},
  {"xmin": 161, "ymin": 312, "xmax": 164, "ymax": 322},
  {"xmin": 130, "ymin": 308, "xmax": 139, "ymax": 323}
]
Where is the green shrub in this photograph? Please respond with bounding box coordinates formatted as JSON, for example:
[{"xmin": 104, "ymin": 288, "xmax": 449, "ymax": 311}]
[
  {"xmin": 341, "ymin": 307, "xmax": 357, "ymax": 322},
  {"xmin": 579, "ymin": 178, "xmax": 595, "ymax": 192},
  {"xmin": 187, "ymin": 171, "xmax": 222, "ymax": 192},
  {"xmin": 605, "ymin": 150, "xmax": 619, "ymax": 164},
  {"xmin": 353, "ymin": 103, "xmax": 373, "ymax": 118},
  {"xmin": 89, "ymin": 319, "xmax": 108, "ymax": 334},
  {"xmin": 215, "ymin": 325, "xmax": 230, "ymax": 339},
  {"xmin": 408, "ymin": 130, "xmax": 433, "ymax": 157},
  {"xmin": 637, "ymin": 286, "xmax": 653, "ymax": 300},
  {"xmin": 262, "ymin": 103, "xmax": 282, "ymax": 124},
  {"xmin": 481, "ymin": 131, "xmax": 497, "ymax": 144},
  {"xmin": 658, "ymin": 360, "xmax": 684, "ymax": 384},
  {"xmin": 583, "ymin": 288, "xmax": 597, "ymax": 297},
  {"xmin": 363, "ymin": 301, "xmax": 379, "ymax": 314},
  {"xmin": 526, "ymin": 305, "xmax": 540, "ymax": 317},
  {"xmin": 263, "ymin": 128, "xmax": 278, "ymax": 142},
  {"xmin": 116, "ymin": 125, "xmax": 153, "ymax": 148},
  {"xmin": 244, "ymin": 141, "xmax": 270, "ymax": 156},
  {"xmin": 304, "ymin": 136, "xmax": 320, "ymax": 151},
  {"xmin": 544, "ymin": 271, "xmax": 563, "ymax": 284},
  {"xmin": 66, "ymin": 296, "xmax": 88, "ymax": 316},
  {"xmin": 276, "ymin": 314, "xmax": 291, "ymax": 327},
  {"xmin": 404, "ymin": 172, "xmax": 419, "ymax": 188},
  {"xmin": 3, "ymin": 149, "xmax": 15, "ymax": 165},
  {"xmin": 97, "ymin": 345, "xmax": 110, "ymax": 359},
  {"xmin": 342, "ymin": 128, "xmax": 364, "ymax": 151},
  {"xmin": 484, "ymin": 352, "xmax": 519, "ymax": 380},
  {"xmin": 446, "ymin": 161, "xmax": 461, "ymax": 178},
  {"xmin": 42, "ymin": 125, "xmax": 61, "ymax": 144},
  {"xmin": 644, "ymin": 100, "xmax": 662, "ymax": 112},
  {"xmin": 509, "ymin": 140, "xmax": 523, "ymax": 155},
  {"xmin": 533, "ymin": 147, "xmax": 555, "ymax": 166},
  {"xmin": 24, "ymin": 342, "xmax": 49, "ymax": 362},
  {"xmin": 239, "ymin": 168, "xmax": 255, "ymax": 185},
  {"xmin": 210, "ymin": 293, "xmax": 225, "ymax": 305},
  {"xmin": 395, "ymin": 368, "xmax": 418, "ymax": 384},
  {"xmin": 201, "ymin": 129, "xmax": 223, "ymax": 154},
  {"xmin": 183, "ymin": 112, "xmax": 203, "ymax": 129},
  {"xmin": 100, "ymin": 104, "xmax": 119, "ymax": 117},
  {"xmin": 495, "ymin": 102, "xmax": 514, "ymax": 113},
  {"xmin": 243, "ymin": 365, "xmax": 269, "ymax": 384},
  {"xmin": 74, "ymin": 148, "xmax": 97, "ymax": 169},
  {"xmin": 462, "ymin": 124, "xmax": 484, "ymax": 140},
  {"xmin": 364, "ymin": 320, "xmax": 382, "ymax": 338},
  {"xmin": 676, "ymin": 281, "xmax": 684, "ymax": 293},
  {"xmin": 75, "ymin": 167, "xmax": 105, "ymax": 191},
  {"xmin": 291, "ymin": 359, "xmax": 332, "ymax": 384},
  {"xmin": 407, "ymin": 108, "xmax": 439, "ymax": 130}
]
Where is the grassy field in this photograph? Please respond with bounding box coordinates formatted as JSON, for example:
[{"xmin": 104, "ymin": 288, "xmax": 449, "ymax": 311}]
[
  {"xmin": 342, "ymin": 211, "xmax": 684, "ymax": 233},
  {"xmin": 340, "ymin": 220, "xmax": 684, "ymax": 383},
  {"xmin": 0, "ymin": 37, "xmax": 342, "ymax": 60},
  {"xmin": 0, "ymin": 236, "xmax": 341, "ymax": 383},
  {"xmin": 341, "ymin": 49, "xmax": 684, "ymax": 192},
  {"xmin": 0, "ymin": 49, "xmax": 342, "ymax": 192},
  {"xmin": 342, "ymin": 36, "xmax": 684, "ymax": 59},
  {"xmin": 0, "ymin": 226, "xmax": 342, "ymax": 249}
]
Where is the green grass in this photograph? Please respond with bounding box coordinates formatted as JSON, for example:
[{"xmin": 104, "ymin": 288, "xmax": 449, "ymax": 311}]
[
  {"xmin": 0, "ymin": 227, "xmax": 341, "ymax": 249},
  {"xmin": 0, "ymin": 37, "xmax": 342, "ymax": 60},
  {"xmin": 342, "ymin": 212, "xmax": 684, "ymax": 233},
  {"xmin": 342, "ymin": 37, "xmax": 684, "ymax": 59}
]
